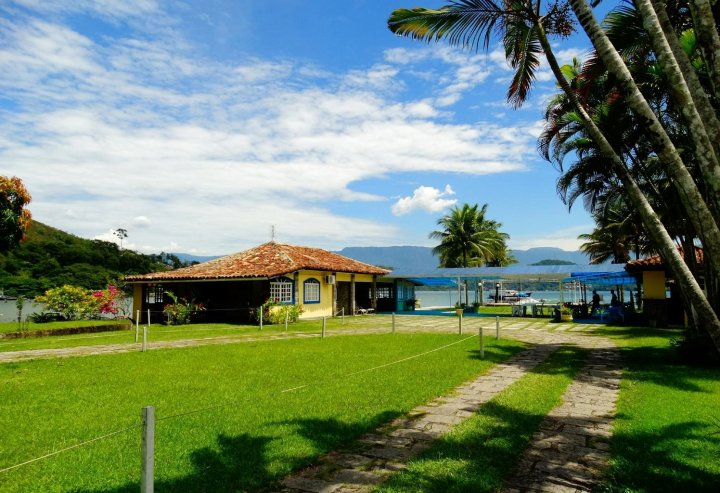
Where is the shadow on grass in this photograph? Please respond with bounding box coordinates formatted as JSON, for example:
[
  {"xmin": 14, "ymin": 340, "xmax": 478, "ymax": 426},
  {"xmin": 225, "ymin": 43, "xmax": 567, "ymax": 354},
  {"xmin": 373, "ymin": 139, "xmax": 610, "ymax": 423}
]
[
  {"xmin": 71, "ymin": 411, "xmax": 403, "ymax": 493},
  {"xmin": 602, "ymin": 421, "xmax": 720, "ymax": 493},
  {"xmin": 377, "ymin": 400, "xmax": 548, "ymax": 493}
]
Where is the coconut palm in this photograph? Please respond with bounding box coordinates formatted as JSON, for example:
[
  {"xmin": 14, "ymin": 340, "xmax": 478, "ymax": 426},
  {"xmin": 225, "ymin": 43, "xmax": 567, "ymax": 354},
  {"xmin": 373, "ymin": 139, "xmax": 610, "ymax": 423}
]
[
  {"xmin": 430, "ymin": 203, "xmax": 509, "ymax": 267},
  {"xmin": 388, "ymin": 0, "xmax": 720, "ymax": 354}
]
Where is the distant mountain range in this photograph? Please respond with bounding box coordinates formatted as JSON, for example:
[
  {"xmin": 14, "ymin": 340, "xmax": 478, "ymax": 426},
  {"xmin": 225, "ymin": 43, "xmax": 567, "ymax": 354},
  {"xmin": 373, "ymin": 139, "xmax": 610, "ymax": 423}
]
[
  {"xmin": 335, "ymin": 246, "xmax": 596, "ymax": 271},
  {"xmin": 172, "ymin": 246, "xmax": 596, "ymax": 272}
]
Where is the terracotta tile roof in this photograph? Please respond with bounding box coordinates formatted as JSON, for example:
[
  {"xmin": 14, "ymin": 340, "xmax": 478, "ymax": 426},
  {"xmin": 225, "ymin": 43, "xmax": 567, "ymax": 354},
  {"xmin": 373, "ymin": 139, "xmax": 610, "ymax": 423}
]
[
  {"xmin": 625, "ymin": 247, "xmax": 704, "ymax": 272},
  {"xmin": 125, "ymin": 242, "xmax": 390, "ymax": 282}
]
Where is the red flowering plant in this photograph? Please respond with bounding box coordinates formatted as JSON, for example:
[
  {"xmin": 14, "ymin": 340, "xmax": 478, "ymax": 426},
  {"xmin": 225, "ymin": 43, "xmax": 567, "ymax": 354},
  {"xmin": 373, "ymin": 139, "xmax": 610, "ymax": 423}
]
[{"xmin": 91, "ymin": 284, "xmax": 122, "ymax": 316}]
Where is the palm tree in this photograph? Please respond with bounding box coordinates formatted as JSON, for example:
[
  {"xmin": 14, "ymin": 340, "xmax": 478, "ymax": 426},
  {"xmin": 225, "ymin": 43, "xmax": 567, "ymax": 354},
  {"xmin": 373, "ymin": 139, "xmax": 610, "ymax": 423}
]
[
  {"xmin": 388, "ymin": 0, "xmax": 720, "ymax": 354},
  {"xmin": 429, "ymin": 203, "xmax": 509, "ymax": 267}
]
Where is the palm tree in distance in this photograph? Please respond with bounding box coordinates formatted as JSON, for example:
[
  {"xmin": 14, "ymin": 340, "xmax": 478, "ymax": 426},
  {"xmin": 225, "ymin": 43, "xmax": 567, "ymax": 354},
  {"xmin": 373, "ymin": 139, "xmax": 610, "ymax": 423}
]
[{"xmin": 430, "ymin": 203, "xmax": 510, "ymax": 268}]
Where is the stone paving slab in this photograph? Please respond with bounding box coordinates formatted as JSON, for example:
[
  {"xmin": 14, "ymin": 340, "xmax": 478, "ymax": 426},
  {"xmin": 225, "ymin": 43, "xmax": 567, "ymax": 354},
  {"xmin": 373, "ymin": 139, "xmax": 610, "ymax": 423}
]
[
  {"xmin": 499, "ymin": 341, "xmax": 622, "ymax": 493},
  {"xmin": 276, "ymin": 342, "xmax": 560, "ymax": 492}
]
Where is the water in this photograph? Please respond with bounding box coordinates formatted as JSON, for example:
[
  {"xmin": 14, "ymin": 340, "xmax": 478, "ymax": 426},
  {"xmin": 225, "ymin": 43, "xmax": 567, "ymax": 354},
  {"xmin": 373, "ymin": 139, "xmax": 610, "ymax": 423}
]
[
  {"xmin": 0, "ymin": 300, "xmax": 44, "ymax": 323},
  {"xmin": 414, "ymin": 289, "xmax": 621, "ymax": 308}
]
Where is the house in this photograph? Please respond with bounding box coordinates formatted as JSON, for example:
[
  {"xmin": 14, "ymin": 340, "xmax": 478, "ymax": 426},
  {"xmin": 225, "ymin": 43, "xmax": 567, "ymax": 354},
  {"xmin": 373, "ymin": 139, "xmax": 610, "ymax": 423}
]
[
  {"xmin": 625, "ymin": 247, "xmax": 703, "ymax": 326},
  {"xmin": 125, "ymin": 242, "xmax": 390, "ymax": 323}
]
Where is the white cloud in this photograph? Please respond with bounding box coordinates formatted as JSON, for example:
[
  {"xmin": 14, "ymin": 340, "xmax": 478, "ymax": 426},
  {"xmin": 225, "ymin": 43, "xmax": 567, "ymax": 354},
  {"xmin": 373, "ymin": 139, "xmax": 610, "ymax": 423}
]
[
  {"xmin": 509, "ymin": 224, "xmax": 592, "ymax": 251},
  {"xmin": 392, "ymin": 185, "xmax": 457, "ymax": 216},
  {"xmin": 0, "ymin": 8, "xmax": 546, "ymax": 254}
]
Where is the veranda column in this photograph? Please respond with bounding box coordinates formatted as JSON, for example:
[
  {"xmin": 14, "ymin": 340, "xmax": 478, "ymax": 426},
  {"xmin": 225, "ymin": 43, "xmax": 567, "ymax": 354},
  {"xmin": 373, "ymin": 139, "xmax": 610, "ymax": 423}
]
[{"xmin": 351, "ymin": 274, "xmax": 356, "ymax": 315}]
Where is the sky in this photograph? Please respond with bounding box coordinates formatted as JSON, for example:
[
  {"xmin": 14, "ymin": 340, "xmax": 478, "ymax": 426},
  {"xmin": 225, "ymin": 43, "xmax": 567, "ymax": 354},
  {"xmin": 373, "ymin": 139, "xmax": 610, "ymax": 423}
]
[{"xmin": 1, "ymin": 0, "xmax": 599, "ymax": 256}]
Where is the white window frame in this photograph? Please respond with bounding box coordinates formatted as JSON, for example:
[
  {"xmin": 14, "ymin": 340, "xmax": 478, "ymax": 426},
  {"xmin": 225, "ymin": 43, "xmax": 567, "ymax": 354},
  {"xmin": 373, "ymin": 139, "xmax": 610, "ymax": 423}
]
[
  {"xmin": 303, "ymin": 278, "xmax": 320, "ymax": 304},
  {"xmin": 270, "ymin": 277, "xmax": 293, "ymax": 304}
]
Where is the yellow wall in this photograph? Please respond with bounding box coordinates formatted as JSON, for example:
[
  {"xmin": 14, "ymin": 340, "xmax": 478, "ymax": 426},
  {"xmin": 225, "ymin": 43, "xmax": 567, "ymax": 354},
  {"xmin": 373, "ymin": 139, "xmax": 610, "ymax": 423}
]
[
  {"xmin": 132, "ymin": 284, "xmax": 143, "ymax": 318},
  {"xmin": 295, "ymin": 270, "xmax": 376, "ymax": 319},
  {"xmin": 643, "ymin": 271, "xmax": 666, "ymax": 299}
]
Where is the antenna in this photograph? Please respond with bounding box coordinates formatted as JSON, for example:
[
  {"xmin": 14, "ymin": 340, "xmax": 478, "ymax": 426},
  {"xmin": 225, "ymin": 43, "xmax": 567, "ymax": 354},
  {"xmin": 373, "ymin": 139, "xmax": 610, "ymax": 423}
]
[{"xmin": 270, "ymin": 225, "xmax": 276, "ymax": 242}]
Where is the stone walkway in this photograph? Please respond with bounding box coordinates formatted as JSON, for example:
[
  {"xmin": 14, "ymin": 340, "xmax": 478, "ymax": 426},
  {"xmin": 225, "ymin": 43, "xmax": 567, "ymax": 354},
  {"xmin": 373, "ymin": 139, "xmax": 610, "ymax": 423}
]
[{"xmin": 276, "ymin": 328, "xmax": 621, "ymax": 493}]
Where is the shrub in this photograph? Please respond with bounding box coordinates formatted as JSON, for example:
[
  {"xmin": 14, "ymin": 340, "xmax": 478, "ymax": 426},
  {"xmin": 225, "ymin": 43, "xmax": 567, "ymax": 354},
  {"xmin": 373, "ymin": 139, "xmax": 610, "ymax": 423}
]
[
  {"xmin": 35, "ymin": 285, "xmax": 97, "ymax": 320},
  {"xmin": 163, "ymin": 291, "xmax": 205, "ymax": 325},
  {"xmin": 253, "ymin": 299, "xmax": 303, "ymax": 325}
]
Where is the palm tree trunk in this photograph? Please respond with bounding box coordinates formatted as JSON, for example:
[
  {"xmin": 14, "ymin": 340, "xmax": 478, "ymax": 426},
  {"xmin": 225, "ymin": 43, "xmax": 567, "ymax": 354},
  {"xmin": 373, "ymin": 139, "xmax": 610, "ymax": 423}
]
[
  {"xmin": 537, "ymin": 22, "xmax": 720, "ymax": 354},
  {"xmin": 640, "ymin": 0, "xmax": 720, "ymax": 207},
  {"xmin": 687, "ymin": 0, "xmax": 720, "ymax": 99},
  {"xmin": 568, "ymin": 0, "xmax": 720, "ymax": 295}
]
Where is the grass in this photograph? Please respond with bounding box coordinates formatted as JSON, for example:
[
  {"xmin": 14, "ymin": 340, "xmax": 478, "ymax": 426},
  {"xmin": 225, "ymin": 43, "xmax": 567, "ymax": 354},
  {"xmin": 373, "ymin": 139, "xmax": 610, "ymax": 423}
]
[
  {"xmin": 593, "ymin": 326, "xmax": 720, "ymax": 492},
  {"xmin": 0, "ymin": 319, "xmax": 126, "ymax": 335},
  {"xmin": 0, "ymin": 332, "xmax": 525, "ymax": 492},
  {"xmin": 375, "ymin": 346, "xmax": 588, "ymax": 493},
  {"xmin": 0, "ymin": 314, "xmax": 502, "ymax": 353}
]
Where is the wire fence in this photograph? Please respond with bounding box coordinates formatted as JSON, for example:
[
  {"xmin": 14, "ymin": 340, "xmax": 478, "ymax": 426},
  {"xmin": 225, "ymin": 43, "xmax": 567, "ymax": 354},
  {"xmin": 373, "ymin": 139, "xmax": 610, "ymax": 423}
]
[{"xmin": 0, "ymin": 313, "xmax": 505, "ymax": 489}]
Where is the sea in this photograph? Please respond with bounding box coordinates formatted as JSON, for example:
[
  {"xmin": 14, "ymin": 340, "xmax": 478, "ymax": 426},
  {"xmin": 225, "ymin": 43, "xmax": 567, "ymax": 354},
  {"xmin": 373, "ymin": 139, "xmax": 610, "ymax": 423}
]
[{"xmin": 414, "ymin": 289, "xmax": 619, "ymax": 308}]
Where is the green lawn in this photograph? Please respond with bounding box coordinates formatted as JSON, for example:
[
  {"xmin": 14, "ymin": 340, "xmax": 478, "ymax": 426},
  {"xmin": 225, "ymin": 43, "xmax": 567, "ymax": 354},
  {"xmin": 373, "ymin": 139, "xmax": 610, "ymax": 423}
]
[
  {"xmin": 0, "ymin": 333, "xmax": 525, "ymax": 492},
  {"xmin": 375, "ymin": 346, "xmax": 588, "ymax": 493},
  {"xmin": 0, "ymin": 319, "xmax": 126, "ymax": 335},
  {"xmin": 595, "ymin": 326, "xmax": 720, "ymax": 492}
]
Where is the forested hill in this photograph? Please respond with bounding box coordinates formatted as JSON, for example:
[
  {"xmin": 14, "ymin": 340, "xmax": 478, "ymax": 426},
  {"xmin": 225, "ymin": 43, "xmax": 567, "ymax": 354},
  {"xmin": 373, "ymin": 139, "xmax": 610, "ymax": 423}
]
[{"xmin": 0, "ymin": 221, "xmax": 179, "ymax": 297}]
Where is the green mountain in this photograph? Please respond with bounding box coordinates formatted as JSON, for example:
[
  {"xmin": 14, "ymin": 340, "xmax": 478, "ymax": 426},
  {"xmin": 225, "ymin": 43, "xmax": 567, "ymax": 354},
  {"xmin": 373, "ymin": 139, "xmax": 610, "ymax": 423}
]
[{"xmin": 0, "ymin": 221, "xmax": 174, "ymax": 297}]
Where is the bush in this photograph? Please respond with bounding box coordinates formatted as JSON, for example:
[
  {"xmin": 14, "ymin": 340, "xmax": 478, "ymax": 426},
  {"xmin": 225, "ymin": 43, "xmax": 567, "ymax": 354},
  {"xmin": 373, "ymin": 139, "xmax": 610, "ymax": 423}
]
[
  {"xmin": 253, "ymin": 299, "xmax": 303, "ymax": 325},
  {"xmin": 34, "ymin": 284, "xmax": 123, "ymax": 320},
  {"xmin": 28, "ymin": 311, "xmax": 66, "ymax": 323},
  {"xmin": 163, "ymin": 291, "xmax": 205, "ymax": 325}
]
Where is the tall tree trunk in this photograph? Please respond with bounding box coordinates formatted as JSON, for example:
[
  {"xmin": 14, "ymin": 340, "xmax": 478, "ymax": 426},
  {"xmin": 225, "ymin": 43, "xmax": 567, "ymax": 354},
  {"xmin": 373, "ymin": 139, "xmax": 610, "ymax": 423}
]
[
  {"xmin": 568, "ymin": 0, "xmax": 720, "ymax": 298},
  {"xmin": 688, "ymin": 0, "xmax": 720, "ymax": 99},
  {"xmin": 641, "ymin": 0, "xmax": 720, "ymax": 207},
  {"xmin": 537, "ymin": 22, "xmax": 720, "ymax": 354}
]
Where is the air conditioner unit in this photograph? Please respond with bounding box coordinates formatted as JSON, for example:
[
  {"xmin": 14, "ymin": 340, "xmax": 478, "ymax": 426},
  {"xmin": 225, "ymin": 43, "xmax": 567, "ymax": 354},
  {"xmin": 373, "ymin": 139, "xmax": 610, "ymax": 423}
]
[{"xmin": 325, "ymin": 275, "xmax": 336, "ymax": 285}]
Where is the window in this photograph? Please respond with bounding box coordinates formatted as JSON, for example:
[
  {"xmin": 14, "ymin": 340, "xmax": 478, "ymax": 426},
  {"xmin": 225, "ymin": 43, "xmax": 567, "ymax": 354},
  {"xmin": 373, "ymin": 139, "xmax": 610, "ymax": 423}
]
[
  {"xmin": 270, "ymin": 277, "xmax": 293, "ymax": 303},
  {"xmin": 377, "ymin": 286, "xmax": 393, "ymax": 299},
  {"xmin": 145, "ymin": 285, "xmax": 164, "ymax": 304},
  {"xmin": 303, "ymin": 278, "xmax": 320, "ymax": 303}
]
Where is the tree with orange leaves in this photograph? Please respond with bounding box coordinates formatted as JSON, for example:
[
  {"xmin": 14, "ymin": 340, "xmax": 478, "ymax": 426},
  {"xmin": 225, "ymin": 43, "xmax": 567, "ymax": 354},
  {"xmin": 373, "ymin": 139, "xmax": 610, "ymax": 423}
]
[{"xmin": 0, "ymin": 176, "xmax": 32, "ymax": 253}]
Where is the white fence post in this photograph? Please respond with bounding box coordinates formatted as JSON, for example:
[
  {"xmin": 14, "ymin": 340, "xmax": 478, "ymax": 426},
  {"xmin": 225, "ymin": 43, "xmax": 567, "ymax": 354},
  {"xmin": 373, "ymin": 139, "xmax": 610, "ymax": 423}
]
[
  {"xmin": 147, "ymin": 309, "xmax": 151, "ymax": 329},
  {"xmin": 322, "ymin": 317, "xmax": 326, "ymax": 338},
  {"xmin": 495, "ymin": 316, "xmax": 500, "ymax": 340},
  {"xmin": 135, "ymin": 310, "xmax": 140, "ymax": 343},
  {"xmin": 259, "ymin": 304, "xmax": 263, "ymax": 331},
  {"xmin": 458, "ymin": 312, "xmax": 463, "ymax": 335},
  {"xmin": 142, "ymin": 326, "xmax": 147, "ymax": 352},
  {"xmin": 141, "ymin": 406, "xmax": 155, "ymax": 493},
  {"xmin": 285, "ymin": 308, "xmax": 289, "ymax": 331}
]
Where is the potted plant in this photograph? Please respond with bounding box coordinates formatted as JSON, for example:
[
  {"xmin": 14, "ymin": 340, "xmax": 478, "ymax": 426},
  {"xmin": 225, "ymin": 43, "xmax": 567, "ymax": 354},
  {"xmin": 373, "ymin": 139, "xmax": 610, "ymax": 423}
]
[
  {"xmin": 472, "ymin": 301, "xmax": 481, "ymax": 313},
  {"xmin": 560, "ymin": 306, "xmax": 573, "ymax": 322}
]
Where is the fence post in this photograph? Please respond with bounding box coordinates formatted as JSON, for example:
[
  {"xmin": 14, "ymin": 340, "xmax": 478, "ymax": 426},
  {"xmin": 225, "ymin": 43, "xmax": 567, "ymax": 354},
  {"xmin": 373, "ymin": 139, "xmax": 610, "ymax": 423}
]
[
  {"xmin": 259, "ymin": 304, "xmax": 263, "ymax": 331},
  {"xmin": 141, "ymin": 406, "xmax": 155, "ymax": 493},
  {"xmin": 479, "ymin": 325, "xmax": 484, "ymax": 359},
  {"xmin": 392, "ymin": 313, "xmax": 396, "ymax": 333},
  {"xmin": 135, "ymin": 310, "xmax": 140, "ymax": 343},
  {"xmin": 458, "ymin": 312, "xmax": 463, "ymax": 335},
  {"xmin": 342, "ymin": 307, "xmax": 345, "ymax": 324},
  {"xmin": 495, "ymin": 316, "xmax": 500, "ymax": 340},
  {"xmin": 147, "ymin": 309, "xmax": 151, "ymax": 328},
  {"xmin": 322, "ymin": 317, "xmax": 326, "ymax": 338},
  {"xmin": 285, "ymin": 308, "xmax": 289, "ymax": 331},
  {"xmin": 142, "ymin": 326, "xmax": 147, "ymax": 352}
]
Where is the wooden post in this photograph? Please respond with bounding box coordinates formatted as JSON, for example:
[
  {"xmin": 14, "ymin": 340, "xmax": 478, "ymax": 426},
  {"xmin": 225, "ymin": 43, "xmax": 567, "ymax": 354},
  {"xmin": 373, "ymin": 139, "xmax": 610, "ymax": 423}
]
[
  {"xmin": 259, "ymin": 304, "xmax": 263, "ymax": 331},
  {"xmin": 479, "ymin": 325, "xmax": 484, "ymax": 359},
  {"xmin": 135, "ymin": 310, "xmax": 140, "ymax": 343},
  {"xmin": 141, "ymin": 406, "xmax": 155, "ymax": 493},
  {"xmin": 142, "ymin": 326, "xmax": 147, "ymax": 352},
  {"xmin": 147, "ymin": 309, "xmax": 151, "ymax": 328},
  {"xmin": 458, "ymin": 312, "xmax": 463, "ymax": 335},
  {"xmin": 495, "ymin": 316, "xmax": 500, "ymax": 340},
  {"xmin": 322, "ymin": 317, "xmax": 326, "ymax": 338},
  {"xmin": 392, "ymin": 312, "xmax": 396, "ymax": 333},
  {"xmin": 285, "ymin": 307, "xmax": 289, "ymax": 331}
]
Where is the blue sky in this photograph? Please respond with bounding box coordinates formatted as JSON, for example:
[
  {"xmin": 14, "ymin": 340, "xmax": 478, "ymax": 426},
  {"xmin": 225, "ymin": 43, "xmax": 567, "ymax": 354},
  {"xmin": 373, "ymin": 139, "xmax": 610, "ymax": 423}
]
[{"xmin": 1, "ymin": 0, "xmax": 599, "ymax": 255}]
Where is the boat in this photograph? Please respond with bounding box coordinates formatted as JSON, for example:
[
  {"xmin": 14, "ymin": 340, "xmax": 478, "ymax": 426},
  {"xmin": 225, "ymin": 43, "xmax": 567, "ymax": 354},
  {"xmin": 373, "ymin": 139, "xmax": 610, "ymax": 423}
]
[{"xmin": 488, "ymin": 289, "xmax": 532, "ymax": 303}]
